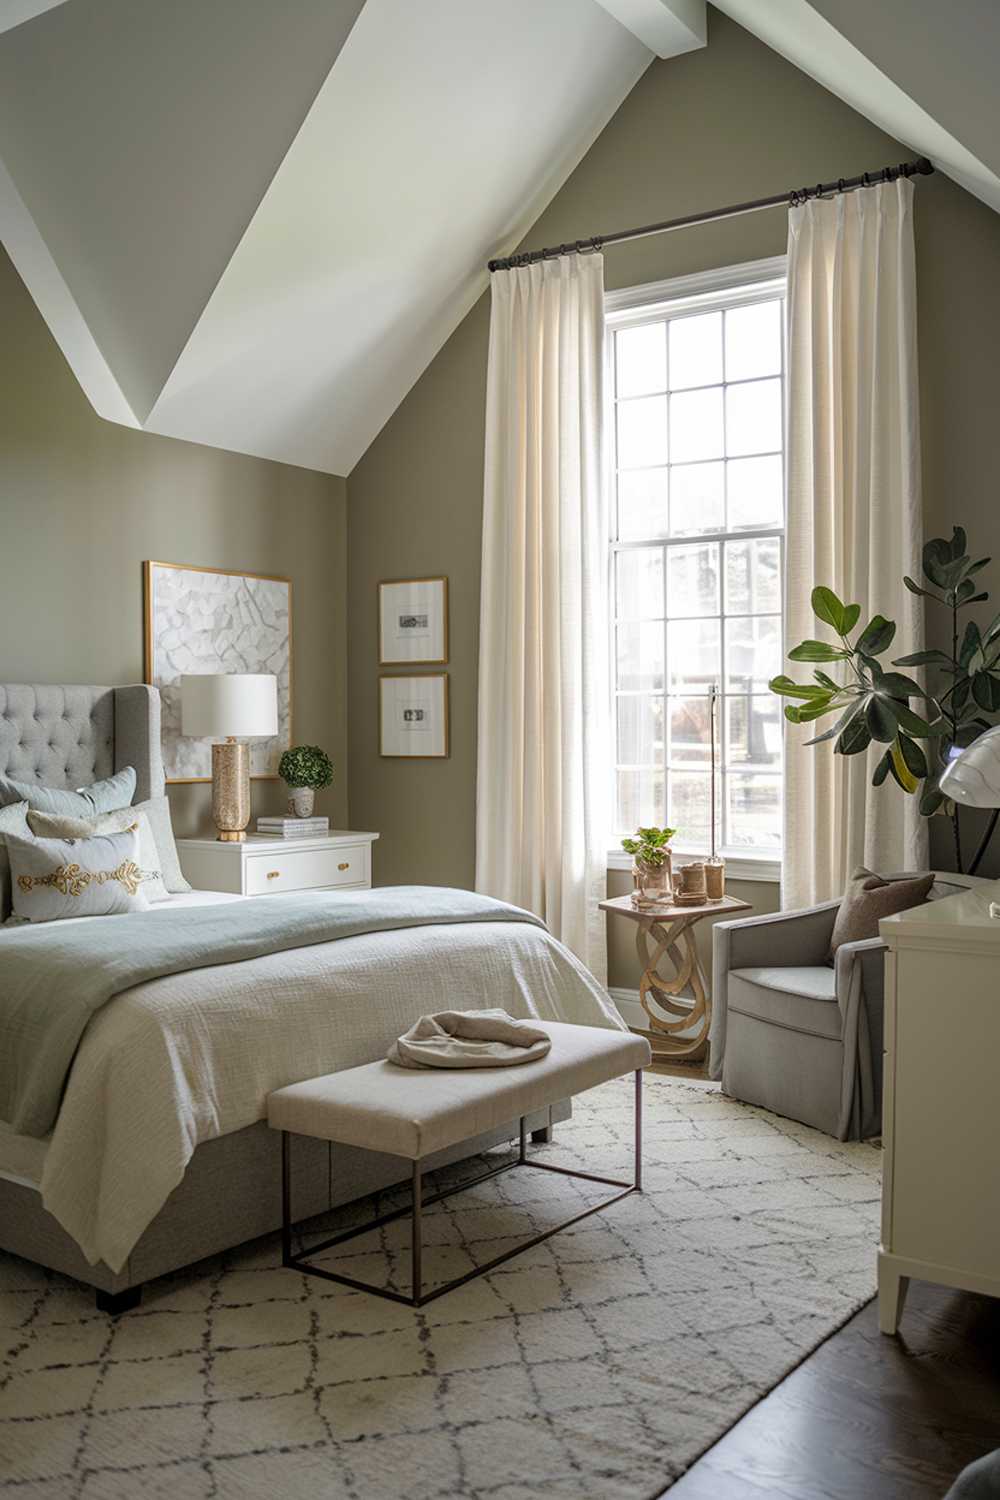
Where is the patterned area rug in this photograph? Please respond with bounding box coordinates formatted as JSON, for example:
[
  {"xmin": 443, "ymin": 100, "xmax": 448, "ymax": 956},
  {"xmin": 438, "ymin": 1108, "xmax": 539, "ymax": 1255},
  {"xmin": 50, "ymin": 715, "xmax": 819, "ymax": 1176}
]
[{"xmin": 1, "ymin": 1075, "xmax": 881, "ymax": 1500}]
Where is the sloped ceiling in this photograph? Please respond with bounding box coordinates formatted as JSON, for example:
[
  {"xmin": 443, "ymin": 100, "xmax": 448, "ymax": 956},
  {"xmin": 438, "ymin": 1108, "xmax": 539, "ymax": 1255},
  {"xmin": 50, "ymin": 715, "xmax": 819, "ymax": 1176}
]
[
  {"xmin": 0, "ymin": 0, "xmax": 657, "ymax": 474},
  {"xmin": 3, "ymin": 0, "xmax": 997, "ymax": 479}
]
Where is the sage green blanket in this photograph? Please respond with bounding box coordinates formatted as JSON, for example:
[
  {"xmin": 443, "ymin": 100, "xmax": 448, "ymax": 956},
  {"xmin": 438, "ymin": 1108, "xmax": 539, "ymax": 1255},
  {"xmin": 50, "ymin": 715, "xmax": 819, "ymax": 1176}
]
[{"xmin": 0, "ymin": 886, "xmax": 543, "ymax": 1138}]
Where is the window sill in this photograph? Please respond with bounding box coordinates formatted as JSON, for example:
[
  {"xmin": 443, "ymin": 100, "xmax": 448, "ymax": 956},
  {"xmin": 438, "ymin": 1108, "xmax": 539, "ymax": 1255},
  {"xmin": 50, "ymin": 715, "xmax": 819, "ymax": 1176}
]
[{"xmin": 606, "ymin": 849, "xmax": 781, "ymax": 884}]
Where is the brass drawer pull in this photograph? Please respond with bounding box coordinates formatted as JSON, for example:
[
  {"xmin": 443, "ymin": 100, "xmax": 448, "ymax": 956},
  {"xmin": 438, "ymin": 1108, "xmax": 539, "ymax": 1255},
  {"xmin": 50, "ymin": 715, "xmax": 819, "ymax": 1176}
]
[
  {"xmin": 338, "ymin": 861, "xmax": 350, "ymax": 871},
  {"xmin": 267, "ymin": 870, "xmax": 281, "ymax": 880}
]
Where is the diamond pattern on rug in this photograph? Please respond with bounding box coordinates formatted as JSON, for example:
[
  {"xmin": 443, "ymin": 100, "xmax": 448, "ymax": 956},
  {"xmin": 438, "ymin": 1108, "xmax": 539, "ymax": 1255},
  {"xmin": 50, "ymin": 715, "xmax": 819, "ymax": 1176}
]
[{"xmin": 0, "ymin": 1075, "xmax": 881, "ymax": 1499}]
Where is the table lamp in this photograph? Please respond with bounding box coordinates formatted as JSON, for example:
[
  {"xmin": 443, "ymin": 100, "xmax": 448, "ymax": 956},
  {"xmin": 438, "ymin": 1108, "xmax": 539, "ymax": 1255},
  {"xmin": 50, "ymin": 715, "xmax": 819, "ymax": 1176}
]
[
  {"xmin": 181, "ymin": 674, "xmax": 278, "ymax": 841},
  {"xmin": 939, "ymin": 726, "xmax": 1000, "ymax": 807}
]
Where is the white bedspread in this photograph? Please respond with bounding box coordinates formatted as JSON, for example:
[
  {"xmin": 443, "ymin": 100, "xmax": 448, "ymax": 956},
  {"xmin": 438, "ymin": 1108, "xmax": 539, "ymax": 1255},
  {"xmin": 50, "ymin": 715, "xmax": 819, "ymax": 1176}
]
[{"xmin": 25, "ymin": 896, "xmax": 622, "ymax": 1271}]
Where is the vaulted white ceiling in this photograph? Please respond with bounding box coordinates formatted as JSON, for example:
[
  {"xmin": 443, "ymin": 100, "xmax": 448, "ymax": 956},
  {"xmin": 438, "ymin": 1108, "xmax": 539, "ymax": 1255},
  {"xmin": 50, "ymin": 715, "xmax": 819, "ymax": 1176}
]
[
  {"xmin": 2, "ymin": 0, "xmax": 997, "ymax": 478},
  {"xmin": 0, "ymin": 0, "xmax": 664, "ymax": 474}
]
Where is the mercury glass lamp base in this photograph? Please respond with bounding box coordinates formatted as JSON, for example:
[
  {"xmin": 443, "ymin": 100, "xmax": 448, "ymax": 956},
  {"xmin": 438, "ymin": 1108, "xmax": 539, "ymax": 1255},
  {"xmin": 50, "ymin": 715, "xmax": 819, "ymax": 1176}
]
[{"xmin": 211, "ymin": 739, "xmax": 251, "ymax": 842}]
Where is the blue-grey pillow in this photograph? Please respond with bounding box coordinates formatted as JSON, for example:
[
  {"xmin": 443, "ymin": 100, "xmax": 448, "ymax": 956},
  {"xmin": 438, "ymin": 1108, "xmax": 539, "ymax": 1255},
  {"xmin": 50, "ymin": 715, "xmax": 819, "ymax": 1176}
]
[
  {"xmin": 0, "ymin": 801, "xmax": 30, "ymax": 922},
  {"xmin": 0, "ymin": 766, "xmax": 136, "ymax": 818}
]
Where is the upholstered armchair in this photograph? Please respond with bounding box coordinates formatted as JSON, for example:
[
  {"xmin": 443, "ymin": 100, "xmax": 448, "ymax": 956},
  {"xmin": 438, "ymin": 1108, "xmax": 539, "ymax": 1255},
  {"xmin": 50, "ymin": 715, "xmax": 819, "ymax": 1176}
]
[{"xmin": 709, "ymin": 874, "xmax": 978, "ymax": 1140}]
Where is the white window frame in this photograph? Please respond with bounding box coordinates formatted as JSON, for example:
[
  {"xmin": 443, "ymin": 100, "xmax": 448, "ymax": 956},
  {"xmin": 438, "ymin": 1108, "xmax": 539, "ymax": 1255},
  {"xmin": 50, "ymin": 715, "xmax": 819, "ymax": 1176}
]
[{"xmin": 605, "ymin": 256, "xmax": 787, "ymax": 883}]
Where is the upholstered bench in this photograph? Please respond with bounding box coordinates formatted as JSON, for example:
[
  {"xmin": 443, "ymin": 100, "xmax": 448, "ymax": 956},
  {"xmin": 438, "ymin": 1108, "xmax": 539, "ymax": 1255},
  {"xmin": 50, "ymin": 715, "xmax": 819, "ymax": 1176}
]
[{"xmin": 267, "ymin": 1019, "xmax": 652, "ymax": 1307}]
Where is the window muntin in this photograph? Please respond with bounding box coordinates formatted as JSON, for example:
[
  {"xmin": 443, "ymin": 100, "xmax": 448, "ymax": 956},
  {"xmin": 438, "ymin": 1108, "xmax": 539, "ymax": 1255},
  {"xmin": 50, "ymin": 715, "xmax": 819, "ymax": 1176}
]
[{"xmin": 610, "ymin": 280, "xmax": 785, "ymax": 856}]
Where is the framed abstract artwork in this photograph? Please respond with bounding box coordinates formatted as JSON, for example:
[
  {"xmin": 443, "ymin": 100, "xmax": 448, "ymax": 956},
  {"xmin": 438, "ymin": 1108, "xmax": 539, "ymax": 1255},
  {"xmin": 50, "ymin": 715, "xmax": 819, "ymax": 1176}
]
[
  {"xmin": 379, "ymin": 673, "xmax": 449, "ymax": 758},
  {"xmin": 144, "ymin": 560, "xmax": 292, "ymax": 783},
  {"xmin": 378, "ymin": 577, "xmax": 448, "ymax": 665}
]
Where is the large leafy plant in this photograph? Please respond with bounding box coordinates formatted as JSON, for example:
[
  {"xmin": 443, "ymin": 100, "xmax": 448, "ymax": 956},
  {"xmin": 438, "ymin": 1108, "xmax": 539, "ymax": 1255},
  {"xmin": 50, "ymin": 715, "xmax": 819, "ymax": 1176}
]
[{"xmin": 771, "ymin": 528, "xmax": 1000, "ymax": 874}]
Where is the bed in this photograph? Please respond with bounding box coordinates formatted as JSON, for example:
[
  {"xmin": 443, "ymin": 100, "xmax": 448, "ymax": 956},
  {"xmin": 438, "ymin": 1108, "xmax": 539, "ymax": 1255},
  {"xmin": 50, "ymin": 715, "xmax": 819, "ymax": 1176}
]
[{"xmin": 0, "ymin": 683, "xmax": 621, "ymax": 1309}]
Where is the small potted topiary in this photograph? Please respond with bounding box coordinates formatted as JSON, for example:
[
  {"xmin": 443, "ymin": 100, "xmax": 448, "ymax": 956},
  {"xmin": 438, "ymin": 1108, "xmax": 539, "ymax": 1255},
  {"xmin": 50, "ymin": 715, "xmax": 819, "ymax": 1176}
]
[
  {"xmin": 621, "ymin": 825, "xmax": 676, "ymax": 907},
  {"xmin": 277, "ymin": 745, "xmax": 333, "ymax": 818}
]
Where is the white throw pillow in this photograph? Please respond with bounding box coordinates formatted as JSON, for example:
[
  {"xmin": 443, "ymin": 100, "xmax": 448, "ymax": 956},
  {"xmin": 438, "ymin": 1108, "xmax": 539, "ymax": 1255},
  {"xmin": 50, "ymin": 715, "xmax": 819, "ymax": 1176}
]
[
  {"xmin": 7, "ymin": 827, "xmax": 151, "ymax": 923},
  {"xmin": 26, "ymin": 806, "xmax": 169, "ymax": 903}
]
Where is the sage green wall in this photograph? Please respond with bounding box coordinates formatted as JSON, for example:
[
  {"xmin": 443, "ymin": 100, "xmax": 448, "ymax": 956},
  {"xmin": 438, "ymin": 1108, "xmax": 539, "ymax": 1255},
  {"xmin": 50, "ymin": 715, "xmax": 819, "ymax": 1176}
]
[
  {"xmin": 348, "ymin": 9, "xmax": 1000, "ymax": 985},
  {"xmin": 0, "ymin": 245, "xmax": 348, "ymax": 837}
]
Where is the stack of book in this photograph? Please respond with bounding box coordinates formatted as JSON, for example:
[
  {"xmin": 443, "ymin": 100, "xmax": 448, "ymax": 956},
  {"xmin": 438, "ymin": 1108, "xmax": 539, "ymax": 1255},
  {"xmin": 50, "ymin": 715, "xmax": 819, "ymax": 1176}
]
[{"xmin": 256, "ymin": 816, "xmax": 330, "ymax": 839}]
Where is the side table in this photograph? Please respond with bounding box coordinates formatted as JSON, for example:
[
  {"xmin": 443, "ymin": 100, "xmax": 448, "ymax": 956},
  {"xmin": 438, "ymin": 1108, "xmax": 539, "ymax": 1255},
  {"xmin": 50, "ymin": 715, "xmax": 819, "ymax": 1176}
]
[{"xmin": 599, "ymin": 892, "xmax": 752, "ymax": 1063}]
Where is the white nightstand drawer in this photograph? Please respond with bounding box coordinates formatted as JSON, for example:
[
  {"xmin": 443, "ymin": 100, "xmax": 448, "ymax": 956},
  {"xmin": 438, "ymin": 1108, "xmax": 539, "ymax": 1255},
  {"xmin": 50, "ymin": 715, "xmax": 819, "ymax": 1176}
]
[{"xmin": 245, "ymin": 843, "xmax": 368, "ymax": 896}]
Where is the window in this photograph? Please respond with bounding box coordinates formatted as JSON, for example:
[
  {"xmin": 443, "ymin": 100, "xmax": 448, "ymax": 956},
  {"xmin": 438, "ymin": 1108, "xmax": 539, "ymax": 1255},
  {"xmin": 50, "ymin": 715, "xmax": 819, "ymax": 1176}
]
[{"xmin": 608, "ymin": 263, "xmax": 786, "ymax": 860}]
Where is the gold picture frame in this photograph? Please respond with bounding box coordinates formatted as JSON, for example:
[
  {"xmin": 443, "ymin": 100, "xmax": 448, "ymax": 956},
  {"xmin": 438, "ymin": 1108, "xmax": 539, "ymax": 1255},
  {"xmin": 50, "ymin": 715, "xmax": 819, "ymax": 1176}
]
[
  {"xmin": 378, "ymin": 576, "xmax": 449, "ymax": 666},
  {"xmin": 143, "ymin": 559, "xmax": 293, "ymax": 783},
  {"xmin": 379, "ymin": 673, "xmax": 449, "ymax": 759}
]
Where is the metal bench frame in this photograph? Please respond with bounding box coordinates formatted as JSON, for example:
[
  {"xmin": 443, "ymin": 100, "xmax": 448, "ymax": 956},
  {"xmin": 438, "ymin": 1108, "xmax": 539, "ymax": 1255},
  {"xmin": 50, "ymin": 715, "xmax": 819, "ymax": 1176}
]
[{"xmin": 280, "ymin": 1070, "xmax": 643, "ymax": 1308}]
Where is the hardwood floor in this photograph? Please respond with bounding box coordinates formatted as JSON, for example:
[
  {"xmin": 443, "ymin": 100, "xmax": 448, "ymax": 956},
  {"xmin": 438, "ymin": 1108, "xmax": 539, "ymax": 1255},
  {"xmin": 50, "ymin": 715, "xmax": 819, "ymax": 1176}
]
[
  {"xmin": 663, "ymin": 1280, "xmax": 1000, "ymax": 1499},
  {"xmin": 634, "ymin": 1028, "xmax": 1000, "ymax": 1496}
]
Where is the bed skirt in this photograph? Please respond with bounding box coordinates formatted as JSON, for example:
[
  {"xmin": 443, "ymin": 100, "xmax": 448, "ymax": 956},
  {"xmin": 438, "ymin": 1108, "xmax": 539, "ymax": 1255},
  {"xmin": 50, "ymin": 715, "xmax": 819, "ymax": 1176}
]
[{"xmin": 0, "ymin": 1102, "xmax": 570, "ymax": 1299}]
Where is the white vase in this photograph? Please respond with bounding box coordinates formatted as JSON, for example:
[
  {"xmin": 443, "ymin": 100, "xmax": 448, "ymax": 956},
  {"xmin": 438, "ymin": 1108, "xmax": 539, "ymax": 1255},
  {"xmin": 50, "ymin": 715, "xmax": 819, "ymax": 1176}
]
[{"xmin": 288, "ymin": 787, "xmax": 315, "ymax": 818}]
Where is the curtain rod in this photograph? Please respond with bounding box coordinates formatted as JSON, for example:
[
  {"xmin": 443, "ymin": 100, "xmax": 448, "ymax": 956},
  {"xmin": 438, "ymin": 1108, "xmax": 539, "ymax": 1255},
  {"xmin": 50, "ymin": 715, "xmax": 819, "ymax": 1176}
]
[{"xmin": 487, "ymin": 155, "xmax": 933, "ymax": 273}]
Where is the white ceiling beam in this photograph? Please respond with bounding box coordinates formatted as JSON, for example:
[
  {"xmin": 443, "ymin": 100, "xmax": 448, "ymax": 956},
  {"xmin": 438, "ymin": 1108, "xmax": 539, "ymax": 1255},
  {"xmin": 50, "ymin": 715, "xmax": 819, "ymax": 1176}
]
[
  {"xmin": 591, "ymin": 0, "xmax": 705, "ymax": 58},
  {"xmin": 0, "ymin": 155, "xmax": 139, "ymax": 427},
  {"xmin": 0, "ymin": 1, "xmax": 69, "ymax": 36},
  {"xmin": 714, "ymin": 0, "xmax": 1000, "ymax": 216}
]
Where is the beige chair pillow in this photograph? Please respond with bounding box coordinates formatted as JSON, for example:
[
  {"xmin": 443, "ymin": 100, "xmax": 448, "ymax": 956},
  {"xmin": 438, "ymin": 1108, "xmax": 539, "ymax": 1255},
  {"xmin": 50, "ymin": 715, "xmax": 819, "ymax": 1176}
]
[{"xmin": 829, "ymin": 867, "xmax": 935, "ymax": 959}]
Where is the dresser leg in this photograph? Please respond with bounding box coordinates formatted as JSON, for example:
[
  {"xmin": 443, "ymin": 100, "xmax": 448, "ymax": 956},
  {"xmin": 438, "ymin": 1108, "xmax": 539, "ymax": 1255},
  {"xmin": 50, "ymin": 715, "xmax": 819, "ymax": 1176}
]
[{"xmin": 877, "ymin": 1259, "xmax": 909, "ymax": 1335}]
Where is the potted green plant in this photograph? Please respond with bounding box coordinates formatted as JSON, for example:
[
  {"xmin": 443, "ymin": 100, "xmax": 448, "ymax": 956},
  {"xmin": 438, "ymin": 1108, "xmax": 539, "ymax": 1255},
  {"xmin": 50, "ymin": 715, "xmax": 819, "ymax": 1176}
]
[
  {"xmin": 621, "ymin": 825, "xmax": 676, "ymax": 906},
  {"xmin": 769, "ymin": 527, "xmax": 1000, "ymax": 873},
  {"xmin": 277, "ymin": 745, "xmax": 333, "ymax": 818}
]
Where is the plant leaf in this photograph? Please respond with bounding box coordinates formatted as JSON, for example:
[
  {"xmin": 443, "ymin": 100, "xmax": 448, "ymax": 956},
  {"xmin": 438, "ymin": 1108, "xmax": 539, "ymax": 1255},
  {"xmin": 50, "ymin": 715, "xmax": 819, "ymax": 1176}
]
[
  {"xmin": 856, "ymin": 615, "xmax": 896, "ymax": 657},
  {"xmin": 875, "ymin": 671, "xmax": 926, "ymax": 699},
  {"xmin": 972, "ymin": 672, "xmax": 1000, "ymax": 712},
  {"xmin": 961, "ymin": 592, "xmax": 990, "ymax": 607},
  {"xmin": 812, "ymin": 669, "xmax": 842, "ymax": 692},
  {"xmin": 811, "ymin": 586, "xmax": 846, "ymax": 633},
  {"xmin": 903, "ymin": 576, "xmax": 939, "ymax": 601},
  {"xmin": 769, "ymin": 675, "xmax": 831, "ymax": 700},
  {"xmin": 805, "ymin": 697, "xmax": 866, "ymax": 746},
  {"xmin": 959, "ymin": 620, "xmax": 982, "ymax": 670},
  {"xmin": 838, "ymin": 716, "xmax": 872, "ymax": 756},
  {"xmin": 865, "ymin": 695, "xmax": 899, "ymax": 743},
  {"xmin": 841, "ymin": 603, "xmax": 861, "ymax": 635},
  {"xmin": 965, "ymin": 557, "xmax": 991, "ymax": 578},
  {"xmin": 919, "ymin": 781, "xmax": 946, "ymax": 818},
  {"xmin": 893, "ymin": 701, "xmax": 947, "ymax": 737},
  {"xmin": 892, "ymin": 649, "xmax": 954, "ymax": 668},
  {"xmin": 949, "ymin": 526, "xmax": 967, "ymax": 560},
  {"xmin": 787, "ymin": 640, "xmax": 851, "ymax": 663},
  {"xmin": 888, "ymin": 742, "xmax": 919, "ymax": 793},
  {"xmin": 872, "ymin": 751, "xmax": 892, "ymax": 786},
  {"xmin": 895, "ymin": 733, "xmax": 927, "ymax": 780},
  {"xmin": 922, "ymin": 537, "xmax": 953, "ymax": 587}
]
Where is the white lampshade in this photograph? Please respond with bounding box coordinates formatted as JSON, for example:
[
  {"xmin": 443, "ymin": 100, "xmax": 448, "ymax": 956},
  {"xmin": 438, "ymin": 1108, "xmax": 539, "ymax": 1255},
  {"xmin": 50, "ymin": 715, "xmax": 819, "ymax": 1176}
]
[
  {"xmin": 938, "ymin": 725, "xmax": 1000, "ymax": 808},
  {"xmin": 181, "ymin": 674, "xmax": 278, "ymax": 739}
]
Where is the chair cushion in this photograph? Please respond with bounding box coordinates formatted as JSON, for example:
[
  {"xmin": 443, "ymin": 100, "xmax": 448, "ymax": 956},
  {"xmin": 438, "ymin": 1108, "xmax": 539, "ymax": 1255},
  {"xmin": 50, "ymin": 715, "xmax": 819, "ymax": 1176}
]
[
  {"xmin": 268, "ymin": 1020, "xmax": 651, "ymax": 1160},
  {"xmin": 728, "ymin": 966, "xmax": 842, "ymax": 1041}
]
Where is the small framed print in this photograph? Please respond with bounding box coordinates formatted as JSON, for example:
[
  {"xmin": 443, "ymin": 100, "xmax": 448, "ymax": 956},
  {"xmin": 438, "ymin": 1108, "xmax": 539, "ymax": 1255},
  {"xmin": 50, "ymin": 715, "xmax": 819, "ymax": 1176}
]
[
  {"xmin": 379, "ymin": 577, "xmax": 448, "ymax": 665},
  {"xmin": 379, "ymin": 673, "xmax": 449, "ymax": 758}
]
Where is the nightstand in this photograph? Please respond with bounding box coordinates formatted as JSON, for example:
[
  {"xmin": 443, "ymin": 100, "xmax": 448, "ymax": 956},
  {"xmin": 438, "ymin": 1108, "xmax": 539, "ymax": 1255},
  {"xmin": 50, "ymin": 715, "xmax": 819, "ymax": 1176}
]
[{"xmin": 176, "ymin": 831, "xmax": 379, "ymax": 897}]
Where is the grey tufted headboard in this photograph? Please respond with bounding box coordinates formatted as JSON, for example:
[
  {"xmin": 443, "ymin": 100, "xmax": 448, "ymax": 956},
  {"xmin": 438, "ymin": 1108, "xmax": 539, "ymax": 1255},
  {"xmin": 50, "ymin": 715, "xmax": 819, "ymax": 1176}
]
[{"xmin": 0, "ymin": 684, "xmax": 165, "ymax": 803}]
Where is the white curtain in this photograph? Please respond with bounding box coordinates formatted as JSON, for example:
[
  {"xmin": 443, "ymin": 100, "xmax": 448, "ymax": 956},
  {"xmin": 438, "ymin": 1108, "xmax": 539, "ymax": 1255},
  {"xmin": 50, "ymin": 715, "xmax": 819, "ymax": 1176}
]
[
  {"xmin": 783, "ymin": 177, "xmax": 927, "ymax": 909},
  {"xmin": 476, "ymin": 254, "xmax": 609, "ymax": 979}
]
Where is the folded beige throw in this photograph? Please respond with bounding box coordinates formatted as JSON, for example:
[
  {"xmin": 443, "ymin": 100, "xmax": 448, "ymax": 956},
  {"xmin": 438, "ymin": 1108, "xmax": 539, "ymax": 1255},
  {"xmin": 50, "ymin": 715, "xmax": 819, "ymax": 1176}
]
[{"xmin": 387, "ymin": 1008, "xmax": 552, "ymax": 1069}]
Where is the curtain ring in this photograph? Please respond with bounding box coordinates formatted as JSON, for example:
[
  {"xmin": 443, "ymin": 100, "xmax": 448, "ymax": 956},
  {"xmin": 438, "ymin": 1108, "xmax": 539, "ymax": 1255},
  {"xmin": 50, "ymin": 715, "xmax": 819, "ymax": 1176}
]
[
  {"xmin": 862, "ymin": 172, "xmax": 870, "ymax": 187},
  {"xmin": 838, "ymin": 178, "xmax": 845, "ymax": 194}
]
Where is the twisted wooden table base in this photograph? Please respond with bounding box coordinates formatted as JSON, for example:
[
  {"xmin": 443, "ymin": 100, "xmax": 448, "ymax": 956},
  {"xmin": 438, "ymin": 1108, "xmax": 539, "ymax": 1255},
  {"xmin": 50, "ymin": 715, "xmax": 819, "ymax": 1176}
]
[{"xmin": 636, "ymin": 915, "xmax": 711, "ymax": 1059}]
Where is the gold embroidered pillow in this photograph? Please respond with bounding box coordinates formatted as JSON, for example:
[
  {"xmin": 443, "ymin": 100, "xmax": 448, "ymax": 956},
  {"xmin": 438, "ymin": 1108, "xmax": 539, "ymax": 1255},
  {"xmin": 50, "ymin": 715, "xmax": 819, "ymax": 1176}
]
[
  {"xmin": 6, "ymin": 827, "xmax": 151, "ymax": 923},
  {"xmin": 26, "ymin": 807, "xmax": 168, "ymax": 903}
]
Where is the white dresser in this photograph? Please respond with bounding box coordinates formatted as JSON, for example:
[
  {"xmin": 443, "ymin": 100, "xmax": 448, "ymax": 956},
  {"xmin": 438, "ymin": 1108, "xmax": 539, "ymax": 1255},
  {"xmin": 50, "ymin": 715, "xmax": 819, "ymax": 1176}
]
[
  {"xmin": 878, "ymin": 879, "xmax": 1000, "ymax": 1333},
  {"xmin": 177, "ymin": 831, "xmax": 379, "ymax": 898}
]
